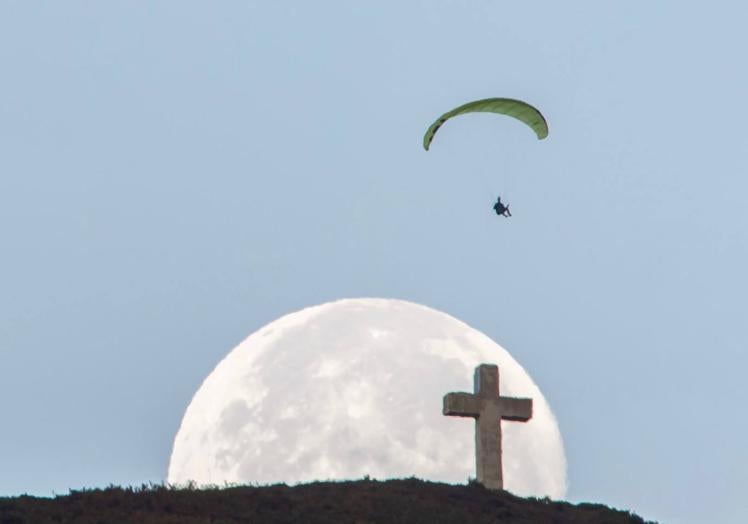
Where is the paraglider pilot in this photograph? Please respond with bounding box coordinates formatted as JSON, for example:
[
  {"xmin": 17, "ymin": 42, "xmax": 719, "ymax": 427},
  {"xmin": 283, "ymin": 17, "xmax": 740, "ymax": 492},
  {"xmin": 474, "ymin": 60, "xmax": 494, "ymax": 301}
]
[{"xmin": 493, "ymin": 196, "xmax": 512, "ymax": 217}]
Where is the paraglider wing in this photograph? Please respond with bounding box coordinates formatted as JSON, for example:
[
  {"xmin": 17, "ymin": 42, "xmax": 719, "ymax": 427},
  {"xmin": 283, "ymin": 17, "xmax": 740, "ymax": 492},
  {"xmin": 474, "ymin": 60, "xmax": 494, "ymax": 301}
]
[{"xmin": 423, "ymin": 98, "xmax": 548, "ymax": 150}]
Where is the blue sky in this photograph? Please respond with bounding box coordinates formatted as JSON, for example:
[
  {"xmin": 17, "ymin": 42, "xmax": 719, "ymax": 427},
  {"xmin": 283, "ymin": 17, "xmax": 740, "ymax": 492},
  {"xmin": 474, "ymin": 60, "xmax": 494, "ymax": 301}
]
[{"xmin": 1, "ymin": 3, "xmax": 746, "ymax": 523}]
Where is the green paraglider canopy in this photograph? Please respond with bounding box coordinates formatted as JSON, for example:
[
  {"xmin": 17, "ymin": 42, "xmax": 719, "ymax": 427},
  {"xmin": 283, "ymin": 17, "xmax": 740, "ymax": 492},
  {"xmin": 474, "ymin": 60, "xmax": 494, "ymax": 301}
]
[{"xmin": 423, "ymin": 97, "xmax": 548, "ymax": 150}]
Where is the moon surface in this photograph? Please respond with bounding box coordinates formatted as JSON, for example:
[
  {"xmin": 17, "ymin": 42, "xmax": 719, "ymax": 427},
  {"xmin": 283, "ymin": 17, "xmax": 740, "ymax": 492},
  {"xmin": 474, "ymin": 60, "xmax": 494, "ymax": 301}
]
[{"xmin": 168, "ymin": 298, "xmax": 567, "ymax": 498}]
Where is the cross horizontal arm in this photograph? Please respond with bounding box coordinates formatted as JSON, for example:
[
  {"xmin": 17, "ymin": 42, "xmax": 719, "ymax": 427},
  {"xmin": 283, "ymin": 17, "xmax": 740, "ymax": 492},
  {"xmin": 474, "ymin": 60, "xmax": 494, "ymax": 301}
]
[
  {"xmin": 443, "ymin": 392, "xmax": 481, "ymax": 417},
  {"xmin": 497, "ymin": 397, "xmax": 532, "ymax": 421}
]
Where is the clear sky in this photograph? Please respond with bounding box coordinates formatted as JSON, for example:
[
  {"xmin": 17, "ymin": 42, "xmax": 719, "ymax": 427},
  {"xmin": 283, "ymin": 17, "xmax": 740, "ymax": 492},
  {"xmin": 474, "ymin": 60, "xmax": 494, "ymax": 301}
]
[{"xmin": 1, "ymin": 3, "xmax": 746, "ymax": 523}]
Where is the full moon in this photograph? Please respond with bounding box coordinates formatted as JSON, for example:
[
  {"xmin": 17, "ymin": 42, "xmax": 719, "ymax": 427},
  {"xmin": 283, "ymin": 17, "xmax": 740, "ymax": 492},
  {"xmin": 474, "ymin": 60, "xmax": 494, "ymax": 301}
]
[{"xmin": 168, "ymin": 298, "xmax": 567, "ymax": 498}]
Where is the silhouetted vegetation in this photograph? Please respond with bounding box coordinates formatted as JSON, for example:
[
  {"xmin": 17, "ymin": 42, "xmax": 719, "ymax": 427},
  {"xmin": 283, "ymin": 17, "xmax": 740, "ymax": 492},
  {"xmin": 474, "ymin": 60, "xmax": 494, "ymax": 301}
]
[{"xmin": 0, "ymin": 478, "xmax": 655, "ymax": 524}]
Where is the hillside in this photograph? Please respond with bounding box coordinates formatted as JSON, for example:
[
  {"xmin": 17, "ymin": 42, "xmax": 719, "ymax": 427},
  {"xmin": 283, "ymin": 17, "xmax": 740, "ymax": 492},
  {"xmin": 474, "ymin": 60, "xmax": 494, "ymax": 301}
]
[{"xmin": 0, "ymin": 478, "xmax": 655, "ymax": 524}]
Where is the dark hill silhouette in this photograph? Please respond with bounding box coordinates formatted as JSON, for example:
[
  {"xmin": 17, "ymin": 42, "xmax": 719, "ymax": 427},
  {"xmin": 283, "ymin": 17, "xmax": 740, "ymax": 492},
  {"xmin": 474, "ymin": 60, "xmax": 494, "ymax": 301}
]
[{"xmin": 0, "ymin": 478, "xmax": 655, "ymax": 524}]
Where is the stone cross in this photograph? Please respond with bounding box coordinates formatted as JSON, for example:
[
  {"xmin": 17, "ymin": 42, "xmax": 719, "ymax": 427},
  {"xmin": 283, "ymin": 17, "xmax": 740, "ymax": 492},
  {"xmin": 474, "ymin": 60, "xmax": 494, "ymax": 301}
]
[{"xmin": 443, "ymin": 364, "xmax": 533, "ymax": 490}]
